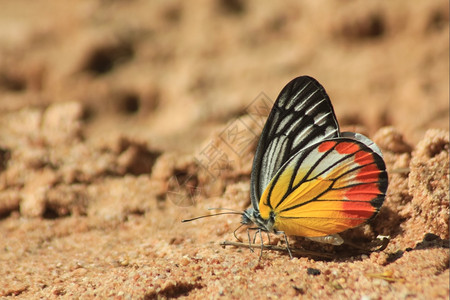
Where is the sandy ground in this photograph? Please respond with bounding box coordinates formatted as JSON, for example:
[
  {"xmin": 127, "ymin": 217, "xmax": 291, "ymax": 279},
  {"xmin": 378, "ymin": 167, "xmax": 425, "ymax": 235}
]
[{"xmin": 0, "ymin": 0, "xmax": 449, "ymax": 299}]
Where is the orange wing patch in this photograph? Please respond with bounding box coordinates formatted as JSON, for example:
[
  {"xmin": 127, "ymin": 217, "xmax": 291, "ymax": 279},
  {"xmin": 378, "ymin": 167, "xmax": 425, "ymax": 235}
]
[{"xmin": 258, "ymin": 138, "xmax": 387, "ymax": 237}]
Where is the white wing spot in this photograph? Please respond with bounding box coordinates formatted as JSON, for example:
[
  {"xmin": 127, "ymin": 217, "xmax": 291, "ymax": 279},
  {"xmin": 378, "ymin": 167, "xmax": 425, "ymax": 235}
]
[
  {"xmin": 314, "ymin": 112, "xmax": 332, "ymax": 126},
  {"xmin": 303, "ymin": 98, "xmax": 326, "ymax": 114},
  {"xmin": 285, "ymin": 81, "xmax": 312, "ymax": 110},
  {"xmin": 293, "ymin": 89, "xmax": 318, "ymax": 111},
  {"xmin": 291, "ymin": 124, "xmax": 314, "ymax": 148},
  {"xmin": 276, "ymin": 113, "xmax": 293, "ymax": 134}
]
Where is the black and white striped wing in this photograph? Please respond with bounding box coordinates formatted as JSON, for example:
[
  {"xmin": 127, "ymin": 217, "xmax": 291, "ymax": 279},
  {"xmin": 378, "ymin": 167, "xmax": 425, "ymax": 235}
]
[{"xmin": 250, "ymin": 76, "xmax": 341, "ymax": 208}]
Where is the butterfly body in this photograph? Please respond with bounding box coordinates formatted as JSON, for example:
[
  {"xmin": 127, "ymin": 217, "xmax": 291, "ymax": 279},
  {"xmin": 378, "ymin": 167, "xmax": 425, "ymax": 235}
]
[
  {"xmin": 243, "ymin": 76, "xmax": 388, "ymax": 245},
  {"xmin": 182, "ymin": 76, "xmax": 388, "ymax": 253}
]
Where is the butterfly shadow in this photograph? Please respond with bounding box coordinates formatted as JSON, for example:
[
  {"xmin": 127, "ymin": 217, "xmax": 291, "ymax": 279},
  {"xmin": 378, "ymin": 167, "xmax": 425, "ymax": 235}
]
[{"xmin": 221, "ymin": 224, "xmax": 393, "ymax": 262}]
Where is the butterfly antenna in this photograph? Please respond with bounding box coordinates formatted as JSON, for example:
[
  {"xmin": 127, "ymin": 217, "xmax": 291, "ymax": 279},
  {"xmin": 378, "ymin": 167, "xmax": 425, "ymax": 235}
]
[
  {"xmin": 182, "ymin": 211, "xmax": 243, "ymax": 223},
  {"xmin": 207, "ymin": 207, "xmax": 243, "ymax": 214}
]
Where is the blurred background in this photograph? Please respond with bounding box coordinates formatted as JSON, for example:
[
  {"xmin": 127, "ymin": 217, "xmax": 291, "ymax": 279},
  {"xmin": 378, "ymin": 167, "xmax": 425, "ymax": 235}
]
[
  {"xmin": 0, "ymin": 2, "xmax": 448, "ymax": 298},
  {"xmin": 0, "ymin": 0, "xmax": 447, "ymax": 151}
]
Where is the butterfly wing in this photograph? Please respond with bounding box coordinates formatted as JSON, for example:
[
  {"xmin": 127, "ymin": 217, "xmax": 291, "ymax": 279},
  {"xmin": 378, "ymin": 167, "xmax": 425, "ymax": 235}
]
[
  {"xmin": 250, "ymin": 76, "xmax": 340, "ymax": 209},
  {"xmin": 258, "ymin": 137, "xmax": 388, "ymax": 237}
]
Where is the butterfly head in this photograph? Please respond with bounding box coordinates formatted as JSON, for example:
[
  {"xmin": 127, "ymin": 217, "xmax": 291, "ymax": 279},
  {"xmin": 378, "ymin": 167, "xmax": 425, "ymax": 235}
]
[{"xmin": 242, "ymin": 207, "xmax": 276, "ymax": 233}]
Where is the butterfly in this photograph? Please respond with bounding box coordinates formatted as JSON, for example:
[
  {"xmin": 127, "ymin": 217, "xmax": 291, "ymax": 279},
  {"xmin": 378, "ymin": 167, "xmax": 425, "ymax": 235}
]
[{"xmin": 184, "ymin": 76, "xmax": 388, "ymax": 258}]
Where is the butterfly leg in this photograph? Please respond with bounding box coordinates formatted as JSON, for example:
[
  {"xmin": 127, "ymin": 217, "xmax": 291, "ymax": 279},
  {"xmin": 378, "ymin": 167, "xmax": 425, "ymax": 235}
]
[
  {"xmin": 247, "ymin": 228, "xmax": 265, "ymax": 253},
  {"xmin": 247, "ymin": 228, "xmax": 269, "ymax": 258},
  {"xmin": 233, "ymin": 224, "xmax": 244, "ymax": 243},
  {"xmin": 246, "ymin": 228, "xmax": 255, "ymax": 253},
  {"xmin": 258, "ymin": 229, "xmax": 264, "ymax": 261},
  {"xmin": 252, "ymin": 230, "xmax": 259, "ymax": 244},
  {"xmin": 280, "ymin": 231, "xmax": 293, "ymax": 259}
]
